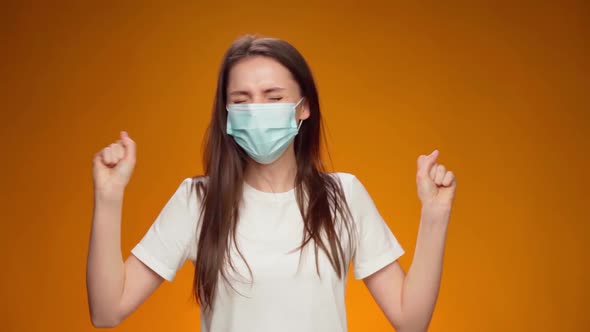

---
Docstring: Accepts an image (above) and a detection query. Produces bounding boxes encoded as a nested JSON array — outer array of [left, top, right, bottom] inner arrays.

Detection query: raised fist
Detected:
[[93, 131, 137, 198]]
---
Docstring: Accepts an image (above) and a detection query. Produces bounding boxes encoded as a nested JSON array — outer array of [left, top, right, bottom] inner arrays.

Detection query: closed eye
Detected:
[[269, 97, 283, 101]]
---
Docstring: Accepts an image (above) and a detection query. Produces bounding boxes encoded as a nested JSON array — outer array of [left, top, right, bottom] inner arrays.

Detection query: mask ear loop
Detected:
[[295, 97, 305, 130]]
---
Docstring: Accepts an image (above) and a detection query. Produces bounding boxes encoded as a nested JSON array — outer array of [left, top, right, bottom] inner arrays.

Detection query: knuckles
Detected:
[[94, 135, 137, 167]]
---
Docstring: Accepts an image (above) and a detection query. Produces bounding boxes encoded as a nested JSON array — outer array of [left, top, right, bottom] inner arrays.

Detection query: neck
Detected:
[[244, 144, 297, 193]]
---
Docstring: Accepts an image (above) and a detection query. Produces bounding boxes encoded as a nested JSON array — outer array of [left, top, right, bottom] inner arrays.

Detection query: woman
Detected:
[[86, 35, 456, 332]]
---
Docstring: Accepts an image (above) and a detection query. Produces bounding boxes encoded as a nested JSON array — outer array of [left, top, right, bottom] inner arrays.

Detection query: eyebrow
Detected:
[[228, 87, 286, 96]]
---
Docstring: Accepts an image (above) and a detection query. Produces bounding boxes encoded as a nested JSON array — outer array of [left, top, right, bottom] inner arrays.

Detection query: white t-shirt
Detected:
[[131, 172, 405, 332]]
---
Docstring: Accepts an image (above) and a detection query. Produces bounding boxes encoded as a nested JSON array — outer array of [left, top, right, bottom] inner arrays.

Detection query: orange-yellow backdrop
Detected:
[[1, 1, 588, 331]]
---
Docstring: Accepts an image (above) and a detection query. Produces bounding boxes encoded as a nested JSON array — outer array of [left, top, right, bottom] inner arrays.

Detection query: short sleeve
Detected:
[[130, 178, 199, 282], [346, 174, 405, 280]]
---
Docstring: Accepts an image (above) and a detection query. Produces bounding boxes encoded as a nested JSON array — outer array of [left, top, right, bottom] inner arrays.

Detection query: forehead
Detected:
[[227, 56, 298, 92]]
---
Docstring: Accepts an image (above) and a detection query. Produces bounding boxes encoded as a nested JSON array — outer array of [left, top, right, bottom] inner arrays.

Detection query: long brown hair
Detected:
[[191, 35, 355, 312]]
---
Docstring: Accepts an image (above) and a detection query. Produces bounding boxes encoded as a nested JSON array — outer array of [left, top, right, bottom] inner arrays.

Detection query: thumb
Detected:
[[119, 131, 136, 162], [419, 149, 439, 177]]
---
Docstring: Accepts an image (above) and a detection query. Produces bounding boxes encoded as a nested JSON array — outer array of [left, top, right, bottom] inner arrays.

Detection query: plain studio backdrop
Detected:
[[0, 1, 588, 331]]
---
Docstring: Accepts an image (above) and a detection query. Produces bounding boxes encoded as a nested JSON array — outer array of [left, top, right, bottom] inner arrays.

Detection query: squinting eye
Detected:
[[269, 97, 283, 101], [233, 100, 246, 104]]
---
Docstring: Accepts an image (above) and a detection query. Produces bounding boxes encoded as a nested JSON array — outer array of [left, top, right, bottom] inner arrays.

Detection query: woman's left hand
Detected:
[[416, 149, 457, 211]]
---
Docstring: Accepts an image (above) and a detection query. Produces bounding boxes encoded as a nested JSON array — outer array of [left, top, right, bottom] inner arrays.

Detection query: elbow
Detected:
[[90, 310, 122, 328], [395, 325, 429, 332], [91, 315, 120, 329], [391, 320, 412, 332], [393, 317, 430, 332], [391, 311, 431, 332]]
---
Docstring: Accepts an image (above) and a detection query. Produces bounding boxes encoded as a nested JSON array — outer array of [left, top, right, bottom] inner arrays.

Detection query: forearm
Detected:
[[86, 191, 126, 326], [399, 205, 451, 331]]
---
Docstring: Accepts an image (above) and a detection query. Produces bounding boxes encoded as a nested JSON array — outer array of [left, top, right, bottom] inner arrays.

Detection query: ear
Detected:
[[298, 98, 311, 121]]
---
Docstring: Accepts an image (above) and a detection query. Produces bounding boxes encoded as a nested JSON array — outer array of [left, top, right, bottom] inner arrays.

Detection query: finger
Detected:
[[108, 144, 118, 163], [119, 131, 136, 161], [110, 142, 124, 162], [117, 142, 125, 160], [93, 152, 102, 167], [416, 155, 427, 179], [429, 162, 438, 180], [107, 147, 117, 166], [102, 147, 112, 166], [418, 149, 438, 177], [435, 164, 446, 185], [442, 171, 455, 186]]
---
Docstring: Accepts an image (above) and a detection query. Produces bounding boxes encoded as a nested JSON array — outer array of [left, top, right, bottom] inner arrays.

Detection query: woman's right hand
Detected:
[[93, 131, 137, 199]]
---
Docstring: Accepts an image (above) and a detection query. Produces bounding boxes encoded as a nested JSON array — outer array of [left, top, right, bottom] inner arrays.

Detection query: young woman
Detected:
[[86, 35, 457, 332]]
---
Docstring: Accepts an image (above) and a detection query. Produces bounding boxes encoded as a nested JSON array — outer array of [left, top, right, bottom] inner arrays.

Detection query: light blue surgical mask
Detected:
[[226, 98, 304, 164]]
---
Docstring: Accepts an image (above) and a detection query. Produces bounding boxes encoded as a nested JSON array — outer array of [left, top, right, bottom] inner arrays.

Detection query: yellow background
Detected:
[[1, 1, 588, 331]]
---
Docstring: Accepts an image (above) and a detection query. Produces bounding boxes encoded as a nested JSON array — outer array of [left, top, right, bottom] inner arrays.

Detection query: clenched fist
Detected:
[[416, 149, 457, 209], [93, 131, 136, 198]]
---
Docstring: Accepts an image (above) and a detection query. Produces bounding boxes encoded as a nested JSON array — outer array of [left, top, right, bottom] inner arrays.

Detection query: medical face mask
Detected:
[[226, 98, 304, 164]]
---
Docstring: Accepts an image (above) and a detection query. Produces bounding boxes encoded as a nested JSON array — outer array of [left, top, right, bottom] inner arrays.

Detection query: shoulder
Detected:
[[329, 171, 357, 183], [326, 172, 377, 209], [169, 175, 208, 213], [178, 175, 209, 193], [325, 172, 363, 198], [183, 175, 208, 193], [173, 176, 201, 197]]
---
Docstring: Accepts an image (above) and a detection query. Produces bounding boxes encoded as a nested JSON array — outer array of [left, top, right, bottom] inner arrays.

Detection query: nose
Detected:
[[251, 95, 266, 103]]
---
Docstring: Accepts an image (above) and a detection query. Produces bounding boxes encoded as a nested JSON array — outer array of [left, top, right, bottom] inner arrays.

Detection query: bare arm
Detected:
[[364, 206, 450, 331], [86, 131, 165, 328], [86, 192, 164, 327], [363, 150, 457, 331]]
